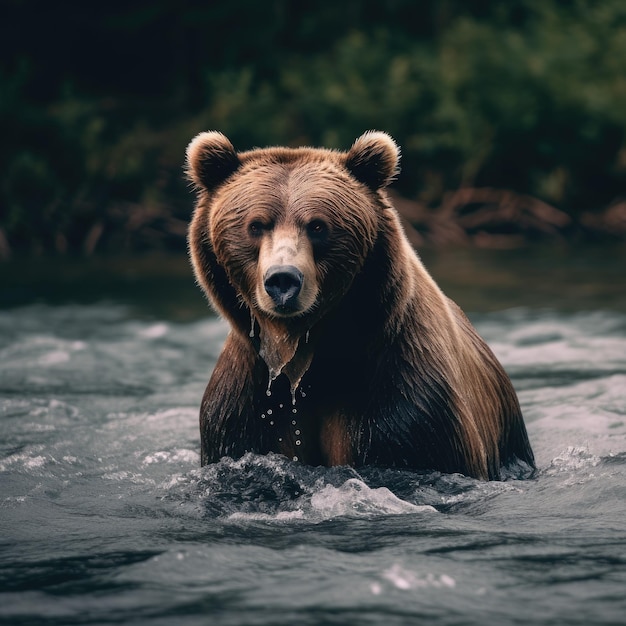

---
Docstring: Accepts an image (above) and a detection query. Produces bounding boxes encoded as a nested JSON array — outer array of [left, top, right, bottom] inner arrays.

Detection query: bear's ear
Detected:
[[345, 131, 400, 190], [186, 131, 241, 191]]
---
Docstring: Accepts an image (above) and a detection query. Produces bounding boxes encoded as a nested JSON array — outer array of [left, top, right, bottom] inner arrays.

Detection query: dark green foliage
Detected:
[[1, 0, 625, 255]]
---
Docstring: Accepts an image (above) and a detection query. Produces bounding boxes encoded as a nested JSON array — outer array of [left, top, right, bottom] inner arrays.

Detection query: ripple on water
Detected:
[[1, 305, 625, 626]]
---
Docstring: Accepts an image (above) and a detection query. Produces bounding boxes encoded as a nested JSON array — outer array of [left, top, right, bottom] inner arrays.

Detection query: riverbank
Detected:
[[2, 244, 625, 319]]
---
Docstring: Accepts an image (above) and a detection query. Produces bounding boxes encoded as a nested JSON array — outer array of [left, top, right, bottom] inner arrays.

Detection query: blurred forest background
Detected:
[[2, 0, 626, 259]]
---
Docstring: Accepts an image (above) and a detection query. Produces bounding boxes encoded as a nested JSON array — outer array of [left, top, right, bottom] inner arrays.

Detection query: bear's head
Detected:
[[186, 131, 400, 392]]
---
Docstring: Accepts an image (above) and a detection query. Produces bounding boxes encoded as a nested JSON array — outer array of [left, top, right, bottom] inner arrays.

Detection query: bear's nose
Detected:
[[264, 265, 303, 309]]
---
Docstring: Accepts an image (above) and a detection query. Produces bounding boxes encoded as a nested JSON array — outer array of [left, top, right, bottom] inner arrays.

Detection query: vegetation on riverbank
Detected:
[[2, 0, 625, 257]]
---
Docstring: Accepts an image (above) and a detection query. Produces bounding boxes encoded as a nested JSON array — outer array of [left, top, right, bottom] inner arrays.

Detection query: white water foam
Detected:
[[370, 564, 456, 595], [227, 477, 436, 523], [309, 478, 436, 517], [138, 322, 170, 339], [0, 448, 50, 473], [142, 449, 200, 466]]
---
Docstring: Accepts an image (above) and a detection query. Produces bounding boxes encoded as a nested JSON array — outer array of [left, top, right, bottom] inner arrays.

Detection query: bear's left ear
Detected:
[[186, 131, 241, 192], [345, 131, 400, 191]]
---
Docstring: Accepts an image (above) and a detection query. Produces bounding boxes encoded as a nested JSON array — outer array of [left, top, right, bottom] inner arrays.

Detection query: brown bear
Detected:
[[186, 131, 535, 480]]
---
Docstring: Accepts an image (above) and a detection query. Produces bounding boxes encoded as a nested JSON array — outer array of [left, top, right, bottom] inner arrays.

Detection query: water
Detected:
[[1, 260, 626, 625]]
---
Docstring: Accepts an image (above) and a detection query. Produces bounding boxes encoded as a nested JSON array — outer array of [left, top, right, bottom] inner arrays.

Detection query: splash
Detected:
[[223, 475, 436, 524], [544, 446, 602, 478], [310, 479, 436, 518]]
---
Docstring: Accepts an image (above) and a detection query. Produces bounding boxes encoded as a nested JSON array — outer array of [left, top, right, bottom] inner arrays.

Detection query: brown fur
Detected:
[[187, 131, 535, 479]]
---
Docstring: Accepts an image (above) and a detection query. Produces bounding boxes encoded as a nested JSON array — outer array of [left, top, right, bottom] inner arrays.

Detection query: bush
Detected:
[[2, 0, 625, 255]]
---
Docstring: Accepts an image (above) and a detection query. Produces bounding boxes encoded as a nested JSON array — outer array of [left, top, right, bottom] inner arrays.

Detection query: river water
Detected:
[[1, 250, 625, 625]]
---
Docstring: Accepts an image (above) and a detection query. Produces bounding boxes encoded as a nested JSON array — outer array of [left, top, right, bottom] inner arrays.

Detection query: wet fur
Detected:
[[187, 132, 535, 479]]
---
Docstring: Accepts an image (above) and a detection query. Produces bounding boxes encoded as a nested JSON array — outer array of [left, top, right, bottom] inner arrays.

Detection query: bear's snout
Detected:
[[263, 265, 303, 310]]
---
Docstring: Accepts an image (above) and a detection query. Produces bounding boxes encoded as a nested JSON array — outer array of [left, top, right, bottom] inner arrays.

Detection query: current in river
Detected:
[[0, 249, 625, 626]]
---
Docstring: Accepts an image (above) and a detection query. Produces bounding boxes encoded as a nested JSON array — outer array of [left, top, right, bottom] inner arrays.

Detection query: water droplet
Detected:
[[295, 440, 301, 446], [292, 456, 298, 462], [267, 409, 273, 415], [266, 367, 281, 397], [292, 408, 297, 414], [279, 403, 284, 409], [278, 437, 283, 442], [269, 420, 274, 426], [301, 390, 306, 398], [261, 414, 266, 419], [291, 420, 297, 426], [249, 311, 256, 338], [305, 330, 310, 344], [295, 429, 300, 435]]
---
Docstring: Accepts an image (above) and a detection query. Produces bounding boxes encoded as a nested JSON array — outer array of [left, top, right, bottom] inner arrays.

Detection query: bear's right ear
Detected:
[[345, 131, 400, 191], [185, 132, 241, 191]]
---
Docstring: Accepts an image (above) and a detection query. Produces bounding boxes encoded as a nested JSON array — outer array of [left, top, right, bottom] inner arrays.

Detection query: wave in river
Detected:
[[1, 305, 625, 626]]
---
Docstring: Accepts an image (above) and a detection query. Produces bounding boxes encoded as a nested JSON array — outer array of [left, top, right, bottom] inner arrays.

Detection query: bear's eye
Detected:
[[306, 220, 328, 239], [248, 221, 266, 237]]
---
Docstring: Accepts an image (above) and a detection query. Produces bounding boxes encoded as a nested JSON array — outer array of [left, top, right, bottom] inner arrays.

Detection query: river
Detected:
[[1, 247, 625, 625]]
